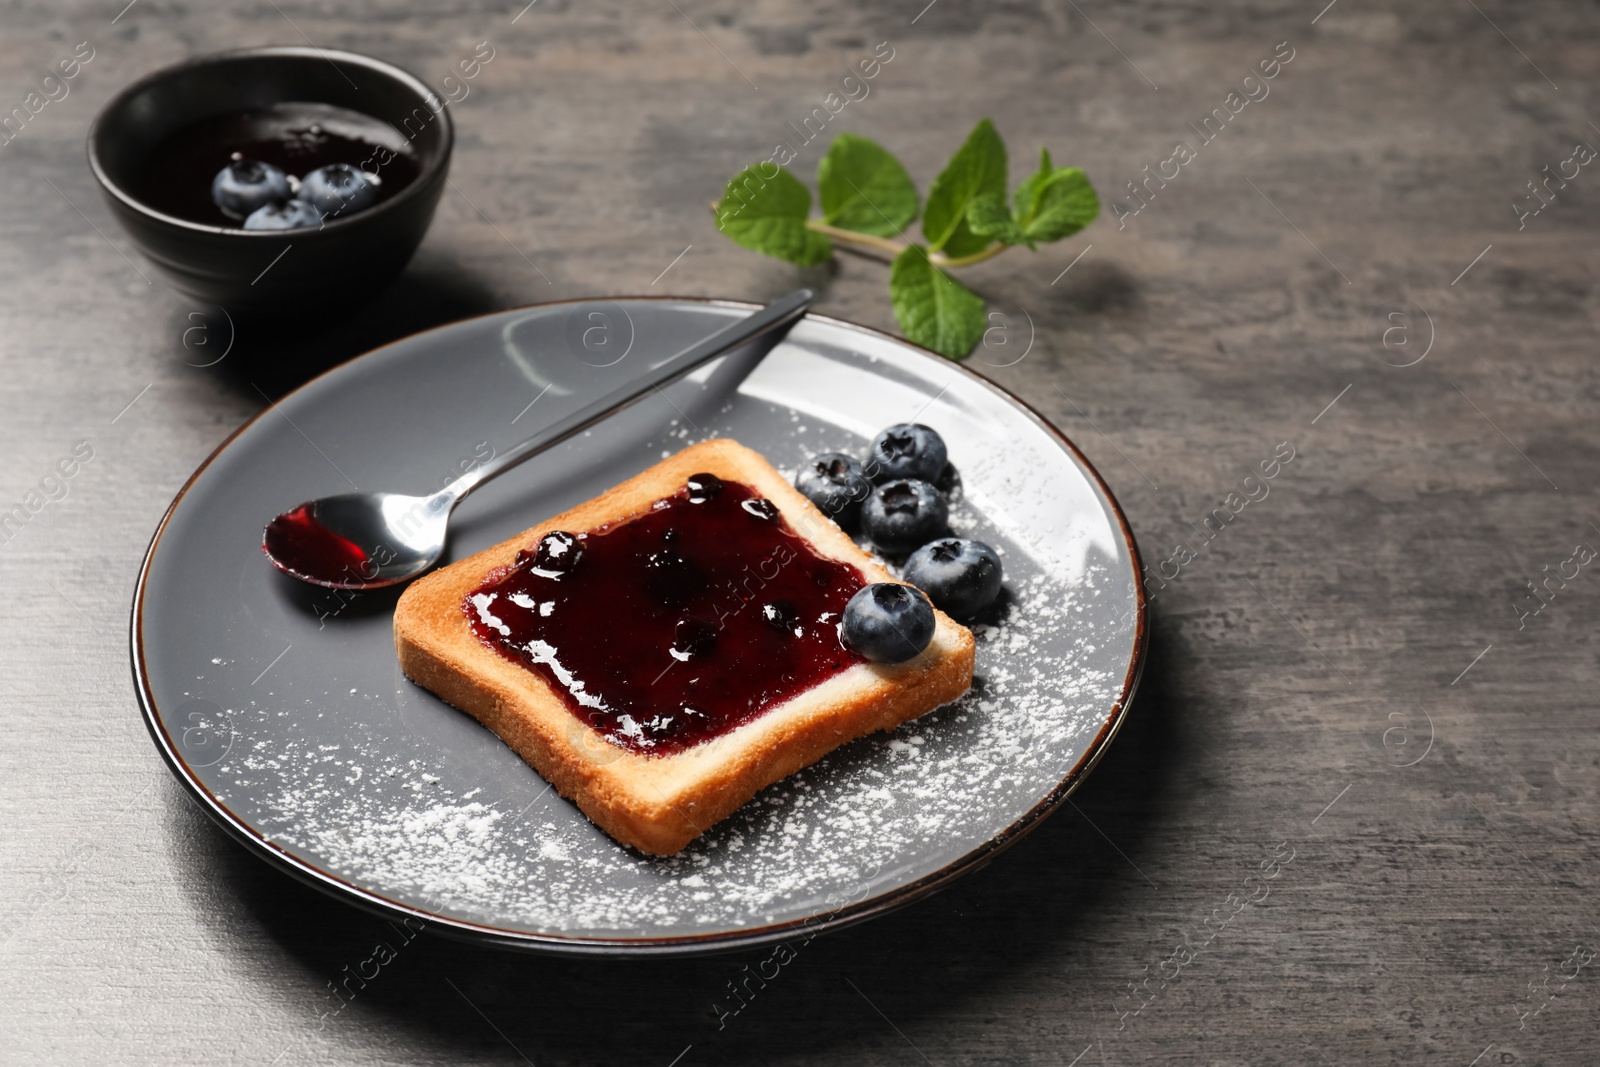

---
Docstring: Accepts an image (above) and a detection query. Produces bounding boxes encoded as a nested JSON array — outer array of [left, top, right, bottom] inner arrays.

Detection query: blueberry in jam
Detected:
[[300, 162, 379, 215], [210, 159, 292, 220], [465, 476, 866, 755], [840, 582, 936, 663], [861, 478, 948, 556], [243, 199, 323, 231], [795, 452, 871, 532], [643, 546, 704, 607], [865, 424, 947, 484], [903, 537, 1003, 620], [742, 497, 779, 521], [524, 530, 583, 576], [133, 102, 420, 228], [686, 472, 723, 503], [762, 600, 800, 635], [671, 618, 717, 661]]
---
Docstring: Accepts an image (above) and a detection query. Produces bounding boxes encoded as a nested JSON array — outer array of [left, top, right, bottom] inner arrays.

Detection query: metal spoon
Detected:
[[262, 289, 815, 590]]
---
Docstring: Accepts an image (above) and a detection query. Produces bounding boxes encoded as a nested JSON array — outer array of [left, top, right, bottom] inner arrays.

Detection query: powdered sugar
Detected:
[[218, 544, 1126, 938]]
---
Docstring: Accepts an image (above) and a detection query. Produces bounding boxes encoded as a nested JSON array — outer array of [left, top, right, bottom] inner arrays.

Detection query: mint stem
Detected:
[[802, 218, 906, 257], [803, 218, 1006, 269]]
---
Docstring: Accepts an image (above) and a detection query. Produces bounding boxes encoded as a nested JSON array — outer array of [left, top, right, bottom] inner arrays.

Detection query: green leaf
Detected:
[[1012, 147, 1055, 222], [938, 217, 996, 259], [890, 246, 986, 360], [922, 118, 1007, 253], [1013, 148, 1099, 244], [817, 133, 918, 238], [966, 192, 1025, 246], [714, 164, 832, 266]]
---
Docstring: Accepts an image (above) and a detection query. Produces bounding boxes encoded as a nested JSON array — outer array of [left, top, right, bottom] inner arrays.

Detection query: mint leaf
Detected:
[[1013, 148, 1099, 244], [939, 217, 995, 259], [1013, 148, 1056, 224], [818, 133, 917, 238], [967, 192, 1025, 246], [715, 164, 832, 266], [890, 246, 986, 360], [922, 118, 1007, 253]]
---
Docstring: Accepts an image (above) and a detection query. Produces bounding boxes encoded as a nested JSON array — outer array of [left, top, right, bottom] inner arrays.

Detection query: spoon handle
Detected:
[[437, 289, 815, 506]]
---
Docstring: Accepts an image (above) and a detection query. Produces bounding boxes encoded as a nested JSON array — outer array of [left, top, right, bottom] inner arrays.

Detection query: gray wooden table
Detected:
[[3, 0, 1596, 1062]]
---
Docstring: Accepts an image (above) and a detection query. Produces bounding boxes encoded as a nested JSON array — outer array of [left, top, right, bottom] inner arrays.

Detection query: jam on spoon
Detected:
[[262, 502, 375, 584]]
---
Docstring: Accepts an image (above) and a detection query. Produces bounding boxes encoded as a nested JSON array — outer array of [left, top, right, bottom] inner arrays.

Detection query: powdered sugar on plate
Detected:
[[221, 538, 1125, 937]]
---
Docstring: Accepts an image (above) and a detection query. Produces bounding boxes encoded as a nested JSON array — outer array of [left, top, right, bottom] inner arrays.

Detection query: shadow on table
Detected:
[[198, 259, 502, 401], [182, 614, 1185, 1064]]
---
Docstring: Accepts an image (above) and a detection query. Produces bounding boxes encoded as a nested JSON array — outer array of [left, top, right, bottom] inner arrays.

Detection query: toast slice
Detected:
[[393, 438, 974, 855]]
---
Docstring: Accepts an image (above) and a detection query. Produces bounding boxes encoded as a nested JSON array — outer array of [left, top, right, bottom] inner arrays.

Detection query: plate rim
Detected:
[[130, 295, 1149, 956]]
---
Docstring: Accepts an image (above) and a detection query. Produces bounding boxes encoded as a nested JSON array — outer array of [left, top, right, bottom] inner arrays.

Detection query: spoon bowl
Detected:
[[263, 491, 450, 589]]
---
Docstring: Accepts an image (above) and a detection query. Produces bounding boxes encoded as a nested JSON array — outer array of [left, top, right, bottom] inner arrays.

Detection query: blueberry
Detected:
[[211, 159, 292, 221], [840, 582, 936, 663], [242, 199, 323, 231], [299, 163, 379, 216], [761, 600, 800, 635], [903, 537, 1003, 620], [861, 479, 948, 556], [865, 424, 948, 484], [685, 472, 723, 503], [795, 452, 870, 532], [671, 618, 716, 661], [644, 547, 702, 606], [741, 497, 780, 521], [527, 530, 583, 577]]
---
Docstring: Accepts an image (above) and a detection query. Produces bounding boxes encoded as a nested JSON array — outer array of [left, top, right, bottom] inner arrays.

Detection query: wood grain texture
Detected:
[[0, 0, 1596, 1063]]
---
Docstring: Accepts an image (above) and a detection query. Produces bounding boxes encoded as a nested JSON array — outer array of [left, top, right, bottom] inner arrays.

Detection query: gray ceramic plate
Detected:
[[132, 298, 1147, 955]]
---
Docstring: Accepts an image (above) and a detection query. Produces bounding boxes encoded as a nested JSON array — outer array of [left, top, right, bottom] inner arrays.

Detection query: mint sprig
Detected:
[[711, 119, 1099, 360]]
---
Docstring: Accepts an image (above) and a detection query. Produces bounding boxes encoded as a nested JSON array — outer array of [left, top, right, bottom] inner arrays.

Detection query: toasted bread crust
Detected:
[[394, 439, 975, 855]]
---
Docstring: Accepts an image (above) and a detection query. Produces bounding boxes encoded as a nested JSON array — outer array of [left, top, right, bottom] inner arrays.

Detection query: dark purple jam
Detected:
[[262, 502, 370, 582], [135, 102, 421, 227], [465, 475, 866, 756]]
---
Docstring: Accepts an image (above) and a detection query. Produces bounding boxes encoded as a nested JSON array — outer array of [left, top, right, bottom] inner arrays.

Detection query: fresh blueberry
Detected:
[[795, 452, 871, 532], [903, 537, 1003, 620], [861, 478, 948, 556], [211, 159, 292, 220], [299, 163, 379, 216], [934, 462, 961, 499], [840, 582, 936, 664], [242, 199, 323, 231], [865, 424, 948, 484]]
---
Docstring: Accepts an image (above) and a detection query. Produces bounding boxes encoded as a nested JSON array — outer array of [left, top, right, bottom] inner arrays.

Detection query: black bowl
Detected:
[[88, 46, 452, 315]]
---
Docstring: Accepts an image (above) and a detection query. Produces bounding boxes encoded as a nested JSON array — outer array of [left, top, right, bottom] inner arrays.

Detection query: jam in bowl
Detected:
[[88, 47, 452, 313]]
